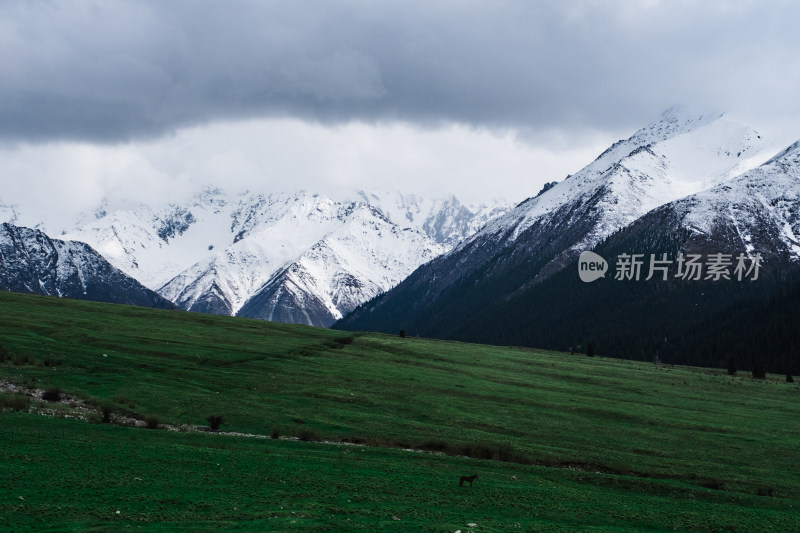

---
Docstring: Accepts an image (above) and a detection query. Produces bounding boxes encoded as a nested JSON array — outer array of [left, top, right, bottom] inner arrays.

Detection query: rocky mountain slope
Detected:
[[0, 222, 174, 308]]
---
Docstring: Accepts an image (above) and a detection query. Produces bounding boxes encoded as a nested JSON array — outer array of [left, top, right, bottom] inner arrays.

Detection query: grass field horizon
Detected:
[[1, 290, 799, 531]]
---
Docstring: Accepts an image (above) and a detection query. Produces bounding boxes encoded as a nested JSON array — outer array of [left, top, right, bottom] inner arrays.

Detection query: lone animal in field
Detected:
[[459, 474, 478, 487]]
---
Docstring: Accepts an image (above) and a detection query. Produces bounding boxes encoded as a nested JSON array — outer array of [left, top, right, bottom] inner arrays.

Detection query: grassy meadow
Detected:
[[0, 290, 798, 531]]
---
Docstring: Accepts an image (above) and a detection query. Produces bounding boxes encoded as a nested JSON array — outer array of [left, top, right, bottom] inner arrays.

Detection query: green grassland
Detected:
[[1, 290, 798, 531]]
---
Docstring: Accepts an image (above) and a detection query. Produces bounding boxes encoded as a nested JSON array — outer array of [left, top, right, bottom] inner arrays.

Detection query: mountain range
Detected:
[[2, 190, 507, 327], [336, 107, 800, 372]]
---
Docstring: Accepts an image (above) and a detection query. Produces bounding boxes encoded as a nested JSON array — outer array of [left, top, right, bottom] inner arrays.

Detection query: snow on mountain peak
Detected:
[[635, 105, 722, 142], [56, 188, 508, 324], [356, 189, 509, 248], [673, 137, 800, 259], [473, 107, 779, 255], [236, 204, 448, 326]]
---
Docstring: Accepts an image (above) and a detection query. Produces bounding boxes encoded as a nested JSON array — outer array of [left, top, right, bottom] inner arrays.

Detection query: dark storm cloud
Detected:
[[3, 0, 800, 143]]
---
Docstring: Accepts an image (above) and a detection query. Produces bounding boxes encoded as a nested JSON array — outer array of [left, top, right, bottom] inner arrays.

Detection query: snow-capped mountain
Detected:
[[651, 138, 800, 262], [58, 189, 507, 326], [63, 189, 244, 291], [355, 190, 508, 248], [336, 107, 799, 338], [0, 222, 174, 308], [237, 205, 445, 326], [443, 136, 800, 369], [152, 190, 359, 316], [472, 106, 779, 276]]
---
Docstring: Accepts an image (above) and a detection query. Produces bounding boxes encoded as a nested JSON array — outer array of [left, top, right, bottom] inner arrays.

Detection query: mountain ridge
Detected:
[[0, 222, 175, 309], [53, 189, 508, 326], [336, 108, 800, 372]]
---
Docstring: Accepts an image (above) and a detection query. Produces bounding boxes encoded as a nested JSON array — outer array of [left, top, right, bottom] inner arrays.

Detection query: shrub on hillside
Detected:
[[99, 401, 114, 423], [206, 415, 223, 431], [41, 388, 62, 402], [144, 414, 162, 429]]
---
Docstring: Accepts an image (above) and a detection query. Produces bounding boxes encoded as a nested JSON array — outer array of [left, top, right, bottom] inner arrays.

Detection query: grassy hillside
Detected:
[[1, 290, 799, 531]]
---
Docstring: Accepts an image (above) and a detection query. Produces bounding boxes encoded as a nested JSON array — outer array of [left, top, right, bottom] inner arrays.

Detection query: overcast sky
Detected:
[[2, 0, 800, 226]]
